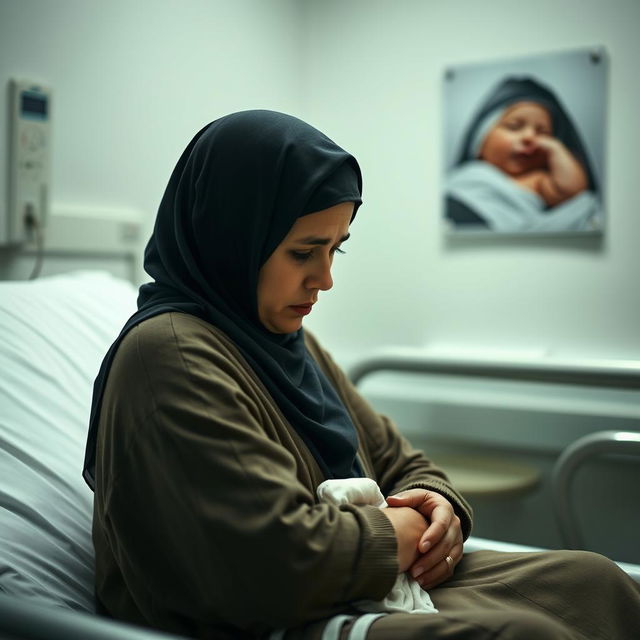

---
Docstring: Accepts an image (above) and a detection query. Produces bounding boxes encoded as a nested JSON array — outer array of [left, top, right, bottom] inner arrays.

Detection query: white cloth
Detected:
[[317, 478, 438, 615], [446, 160, 602, 233]]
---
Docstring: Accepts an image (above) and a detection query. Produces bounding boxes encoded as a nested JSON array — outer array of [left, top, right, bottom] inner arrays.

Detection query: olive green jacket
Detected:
[[93, 312, 472, 638]]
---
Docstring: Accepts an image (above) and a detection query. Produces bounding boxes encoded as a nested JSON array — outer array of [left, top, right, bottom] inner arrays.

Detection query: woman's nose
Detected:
[[308, 261, 333, 291]]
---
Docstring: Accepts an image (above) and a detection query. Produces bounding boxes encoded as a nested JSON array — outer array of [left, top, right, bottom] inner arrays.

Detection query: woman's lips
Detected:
[[290, 304, 313, 316]]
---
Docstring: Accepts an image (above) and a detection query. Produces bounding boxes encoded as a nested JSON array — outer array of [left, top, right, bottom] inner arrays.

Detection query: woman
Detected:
[[84, 110, 639, 639]]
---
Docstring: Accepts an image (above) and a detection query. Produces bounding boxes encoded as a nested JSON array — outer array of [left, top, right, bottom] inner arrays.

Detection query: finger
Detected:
[[418, 506, 453, 553], [413, 528, 460, 575], [410, 523, 461, 575], [421, 512, 461, 550], [411, 553, 451, 589], [386, 490, 430, 509], [419, 520, 446, 553], [416, 543, 464, 591], [534, 135, 558, 151]]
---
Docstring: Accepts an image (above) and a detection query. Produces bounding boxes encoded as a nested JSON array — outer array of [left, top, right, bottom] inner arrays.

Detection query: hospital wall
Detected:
[[0, 0, 305, 273]]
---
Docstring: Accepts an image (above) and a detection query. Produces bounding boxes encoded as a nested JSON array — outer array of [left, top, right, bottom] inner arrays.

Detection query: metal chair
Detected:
[[552, 430, 640, 551]]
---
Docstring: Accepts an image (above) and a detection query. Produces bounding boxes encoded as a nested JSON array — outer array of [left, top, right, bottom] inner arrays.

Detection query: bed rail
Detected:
[[348, 350, 640, 390]]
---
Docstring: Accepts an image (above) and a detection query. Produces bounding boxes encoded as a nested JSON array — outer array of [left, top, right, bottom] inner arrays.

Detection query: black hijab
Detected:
[[83, 110, 363, 489], [456, 76, 598, 192]]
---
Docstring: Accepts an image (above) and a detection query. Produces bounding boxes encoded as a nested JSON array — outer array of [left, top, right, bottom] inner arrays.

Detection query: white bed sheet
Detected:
[[0, 271, 137, 611]]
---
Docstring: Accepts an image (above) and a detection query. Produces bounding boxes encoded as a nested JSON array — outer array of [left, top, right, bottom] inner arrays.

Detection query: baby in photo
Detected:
[[446, 76, 601, 232]]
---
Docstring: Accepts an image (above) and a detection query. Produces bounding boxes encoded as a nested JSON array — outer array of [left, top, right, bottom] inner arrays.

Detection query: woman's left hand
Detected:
[[386, 489, 463, 590]]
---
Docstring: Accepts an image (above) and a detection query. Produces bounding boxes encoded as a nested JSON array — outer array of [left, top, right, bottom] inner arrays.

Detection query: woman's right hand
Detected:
[[382, 506, 428, 573]]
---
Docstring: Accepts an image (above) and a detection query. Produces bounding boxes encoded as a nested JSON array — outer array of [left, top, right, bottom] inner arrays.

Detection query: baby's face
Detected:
[[480, 102, 552, 176]]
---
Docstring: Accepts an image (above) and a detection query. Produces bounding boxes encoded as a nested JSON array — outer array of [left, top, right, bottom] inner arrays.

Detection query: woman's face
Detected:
[[480, 101, 553, 176], [257, 202, 354, 334]]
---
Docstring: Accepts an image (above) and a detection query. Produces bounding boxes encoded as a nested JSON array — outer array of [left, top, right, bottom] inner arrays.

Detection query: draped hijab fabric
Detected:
[[83, 110, 363, 488]]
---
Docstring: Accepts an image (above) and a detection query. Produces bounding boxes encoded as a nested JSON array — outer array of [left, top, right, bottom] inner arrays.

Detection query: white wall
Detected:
[[0, 0, 304, 264], [2, 0, 638, 367], [301, 0, 640, 367]]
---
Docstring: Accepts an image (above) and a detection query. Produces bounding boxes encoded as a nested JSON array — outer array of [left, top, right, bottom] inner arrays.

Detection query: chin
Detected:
[[268, 320, 303, 334]]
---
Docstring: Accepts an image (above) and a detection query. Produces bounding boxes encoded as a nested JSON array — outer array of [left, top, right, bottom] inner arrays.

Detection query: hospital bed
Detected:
[[1, 269, 639, 640]]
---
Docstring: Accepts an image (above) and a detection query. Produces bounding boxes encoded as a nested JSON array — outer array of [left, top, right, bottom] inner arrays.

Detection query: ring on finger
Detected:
[[444, 555, 454, 571]]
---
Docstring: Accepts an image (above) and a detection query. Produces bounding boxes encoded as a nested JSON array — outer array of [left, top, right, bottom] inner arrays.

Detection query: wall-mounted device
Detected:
[[7, 79, 52, 245]]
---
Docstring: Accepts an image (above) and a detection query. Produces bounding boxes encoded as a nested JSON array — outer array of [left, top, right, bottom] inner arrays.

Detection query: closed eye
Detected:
[[290, 246, 346, 262], [503, 119, 523, 131], [290, 250, 313, 262]]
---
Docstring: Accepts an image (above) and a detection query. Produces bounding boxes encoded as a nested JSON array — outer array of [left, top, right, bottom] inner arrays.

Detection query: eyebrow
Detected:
[[293, 233, 351, 246]]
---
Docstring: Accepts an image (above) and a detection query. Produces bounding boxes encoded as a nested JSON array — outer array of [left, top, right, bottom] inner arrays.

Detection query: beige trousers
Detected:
[[284, 550, 640, 640]]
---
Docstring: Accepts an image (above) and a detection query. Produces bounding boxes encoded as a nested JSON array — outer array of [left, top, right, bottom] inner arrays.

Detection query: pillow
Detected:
[[0, 270, 137, 611]]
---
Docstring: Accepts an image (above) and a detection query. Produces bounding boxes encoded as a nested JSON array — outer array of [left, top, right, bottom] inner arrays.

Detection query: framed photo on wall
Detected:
[[443, 47, 607, 235]]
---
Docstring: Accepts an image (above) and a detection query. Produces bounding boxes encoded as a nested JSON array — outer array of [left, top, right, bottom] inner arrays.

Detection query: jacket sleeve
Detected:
[[96, 314, 397, 634], [304, 332, 473, 540]]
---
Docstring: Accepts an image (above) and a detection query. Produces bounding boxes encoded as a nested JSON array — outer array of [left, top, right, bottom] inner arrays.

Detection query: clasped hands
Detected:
[[383, 489, 463, 591]]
